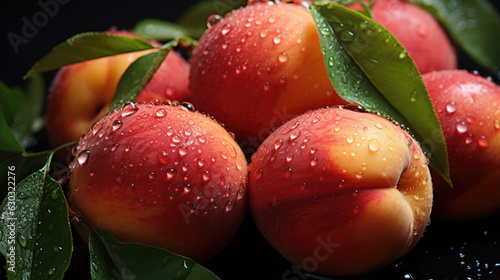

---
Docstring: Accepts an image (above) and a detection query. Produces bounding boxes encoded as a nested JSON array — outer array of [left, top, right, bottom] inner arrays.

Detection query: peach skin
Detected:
[[68, 102, 248, 262], [248, 107, 433, 276], [423, 69, 500, 220]]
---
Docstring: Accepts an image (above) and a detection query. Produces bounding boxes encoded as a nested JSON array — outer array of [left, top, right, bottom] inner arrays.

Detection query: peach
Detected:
[[68, 102, 248, 262], [348, 0, 457, 74], [422, 70, 500, 220], [248, 107, 433, 276], [189, 2, 346, 150], [45, 30, 190, 150]]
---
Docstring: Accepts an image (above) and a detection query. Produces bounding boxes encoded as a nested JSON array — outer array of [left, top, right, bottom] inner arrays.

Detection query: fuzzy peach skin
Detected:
[[348, 0, 457, 74], [423, 70, 500, 220], [248, 107, 433, 276], [190, 2, 347, 147], [68, 103, 248, 262], [45, 30, 190, 149]]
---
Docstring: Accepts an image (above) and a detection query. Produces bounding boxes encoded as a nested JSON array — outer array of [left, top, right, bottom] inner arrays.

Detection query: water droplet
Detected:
[[18, 235, 27, 247], [477, 136, 489, 148], [259, 29, 269, 38], [17, 192, 28, 199], [289, 130, 301, 141], [273, 36, 281, 45], [375, 122, 384, 129], [77, 150, 90, 165], [207, 14, 222, 28], [158, 151, 169, 165], [225, 201, 233, 213], [339, 29, 355, 42], [417, 24, 427, 36], [255, 168, 263, 180], [221, 24, 232, 36], [110, 144, 119, 152], [346, 136, 354, 144], [48, 268, 56, 275], [278, 53, 289, 63], [156, 109, 167, 118], [399, 51, 407, 59], [53, 246, 63, 253], [410, 91, 418, 102], [286, 153, 294, 163], [121, 103, 138, 117], [494, 119, 500, 130], [413, 227, 419, 236], [283, 168, 292, 179], [456, 122, 468, 134], [202, 171, 211, 182], [112, 119, 123, 131], [310, 158, 318, 167], [446, 102, 457, 114], [166, 169, 176, 181], [197, 159, 205, 168], [465, 135, 474, 144], [368, 139, 379, 152], [172, 135, 181, 143], [274, 139, 284, 150], [178, 147, 188, 157]]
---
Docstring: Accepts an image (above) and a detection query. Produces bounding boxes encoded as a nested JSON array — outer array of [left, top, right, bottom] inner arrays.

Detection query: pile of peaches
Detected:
[[15, 0, 500, 278]]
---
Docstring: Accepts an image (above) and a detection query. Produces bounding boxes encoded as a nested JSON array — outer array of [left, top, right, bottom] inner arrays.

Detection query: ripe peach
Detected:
[[189, 2, 346, 149], [248, 107, 433, 276], [348, 0, 457, 74], [45, 30, 190, 150], [422, 70, 500, 220], [68, 102, 248, 262]]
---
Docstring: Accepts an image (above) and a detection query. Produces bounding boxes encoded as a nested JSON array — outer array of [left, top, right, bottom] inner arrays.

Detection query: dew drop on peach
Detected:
[[207, 14, 222, 29], [202, 171, 211, 182], [456, 122, 468, 134], [477, 136, 489, 148], [77, 150, 90, 166], [225, 201, 233, 213], [121, 103, 138, 117], [368, 139, 380, 152], [112, 120, 123, 131], [165, 169, 175, 181], [446, 102, 457, 114]]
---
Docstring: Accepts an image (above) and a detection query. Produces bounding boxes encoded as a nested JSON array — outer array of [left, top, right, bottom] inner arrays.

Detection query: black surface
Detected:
[[1, 1, 500, 279]]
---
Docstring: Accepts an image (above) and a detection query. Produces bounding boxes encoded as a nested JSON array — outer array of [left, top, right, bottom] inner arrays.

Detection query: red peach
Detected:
[[189, 2, 346, 148], [422, 69, 500, 220], [68, 102, 248, 262], [248, 107, 432, 276], [348, 0, 457, 74], [45, 30, 190, 150]]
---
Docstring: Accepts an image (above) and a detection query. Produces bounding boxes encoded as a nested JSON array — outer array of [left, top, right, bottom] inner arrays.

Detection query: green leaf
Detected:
[[0, 158, 73, 280], [408, 0, 500, 73], [133, 19, 200, 41], [0, 111, 24, 154], [108, 38, 189, 114], [24, 32, 157, 79], [0, 153, 49, 203], [310, 3, 451, 185], [89, 228, 220, 280], [0, 81, 23, 126], [10, 75, 45, 147]]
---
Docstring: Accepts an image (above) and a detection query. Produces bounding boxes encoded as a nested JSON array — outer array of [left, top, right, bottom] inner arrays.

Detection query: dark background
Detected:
[[1, 1, 500, 279]]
